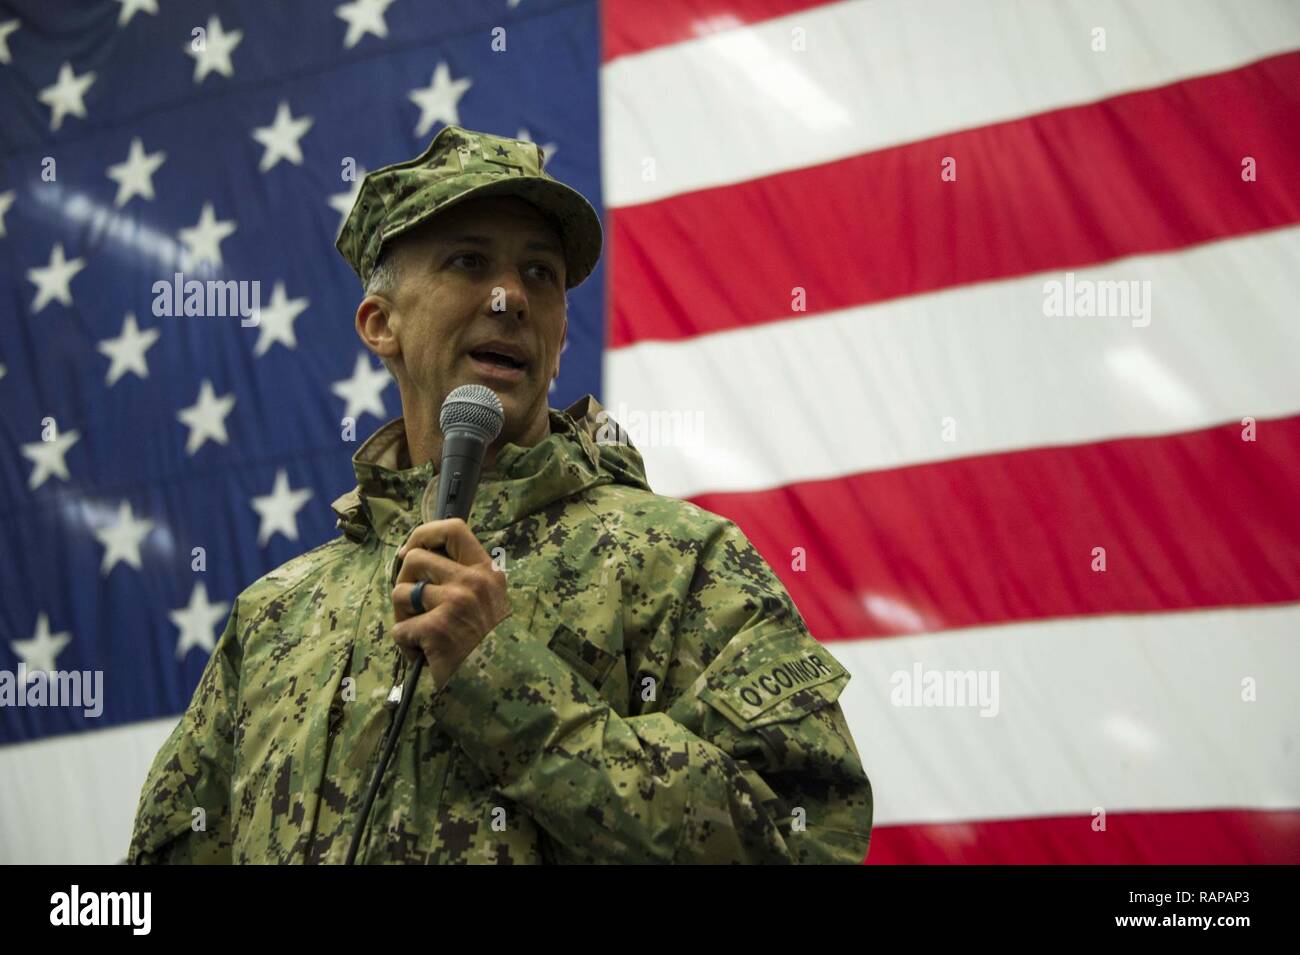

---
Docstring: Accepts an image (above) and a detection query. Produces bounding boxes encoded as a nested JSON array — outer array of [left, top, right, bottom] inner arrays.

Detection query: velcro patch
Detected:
[[548, 623, 618, 686]]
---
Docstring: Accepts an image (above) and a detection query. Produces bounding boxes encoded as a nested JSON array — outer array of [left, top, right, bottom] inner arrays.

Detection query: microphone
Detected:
[[432, 384, 506, 523], [345, 384, 504, 865]]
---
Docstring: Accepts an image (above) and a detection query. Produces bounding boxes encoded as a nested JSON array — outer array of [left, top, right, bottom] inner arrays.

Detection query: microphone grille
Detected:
[[439, 384, 505, 442]]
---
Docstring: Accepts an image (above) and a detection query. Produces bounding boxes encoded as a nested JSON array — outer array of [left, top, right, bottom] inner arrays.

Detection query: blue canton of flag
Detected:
[[0, 0, 604, 761]]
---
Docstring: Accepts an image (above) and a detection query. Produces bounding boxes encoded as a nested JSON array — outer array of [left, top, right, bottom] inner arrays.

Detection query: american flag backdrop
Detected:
[[1, 0, 1298, 865]]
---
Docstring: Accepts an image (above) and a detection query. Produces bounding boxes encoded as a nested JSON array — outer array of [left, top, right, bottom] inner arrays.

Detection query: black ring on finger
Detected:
[[410, 578, 430, 616]]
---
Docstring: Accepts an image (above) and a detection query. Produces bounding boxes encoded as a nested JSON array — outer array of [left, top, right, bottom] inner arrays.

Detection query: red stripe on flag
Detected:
[[690, 417, 1300, 639], [609, 52, 1300, 348], [601, 0, 836, 63], [865, 809, 1300, 863]]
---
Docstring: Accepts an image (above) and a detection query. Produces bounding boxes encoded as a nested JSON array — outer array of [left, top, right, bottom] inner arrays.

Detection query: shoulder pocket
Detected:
[[532, 585, 628, 713], [697, 628, 850, 731], [547, 622, 619, 687], [531, 584, 623, 683]]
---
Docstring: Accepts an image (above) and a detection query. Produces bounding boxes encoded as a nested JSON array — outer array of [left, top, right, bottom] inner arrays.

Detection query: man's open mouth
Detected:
[[468, 350, 526, 370]]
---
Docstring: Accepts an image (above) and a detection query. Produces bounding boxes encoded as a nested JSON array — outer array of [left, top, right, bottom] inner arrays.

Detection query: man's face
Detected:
[[369, 194, 568, 446]]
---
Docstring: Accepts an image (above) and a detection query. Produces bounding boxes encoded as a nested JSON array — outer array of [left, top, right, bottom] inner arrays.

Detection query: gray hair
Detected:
[[366, 245, 402, 298], [366, 246, 401, 378]]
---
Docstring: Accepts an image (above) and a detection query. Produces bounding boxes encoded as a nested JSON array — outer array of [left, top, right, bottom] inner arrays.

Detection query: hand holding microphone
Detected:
[[389, 517, 510, 688], [389, 382, 507, 688], [347, 383, 503, 865]]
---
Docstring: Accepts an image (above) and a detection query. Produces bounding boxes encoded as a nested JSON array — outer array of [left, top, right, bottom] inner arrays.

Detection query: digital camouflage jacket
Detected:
[[128, 396, 873, 864]]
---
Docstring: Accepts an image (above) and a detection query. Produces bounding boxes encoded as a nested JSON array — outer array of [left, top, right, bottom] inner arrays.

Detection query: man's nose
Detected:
[[487, 270, 529, 320]]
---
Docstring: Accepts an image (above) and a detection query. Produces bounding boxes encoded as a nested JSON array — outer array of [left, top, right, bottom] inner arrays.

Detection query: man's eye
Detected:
[[530, 263, 558, 282], [450, 252, 483, 269]]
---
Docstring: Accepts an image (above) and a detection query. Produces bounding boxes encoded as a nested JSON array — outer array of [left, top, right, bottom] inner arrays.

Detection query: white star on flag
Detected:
[[336, 0, 395, 49], [251, 100, 314, 173], [252, 469, 314, 546], [253, 281, 309, 356], [94, 500, 155, 575], [179, 202, 236, 267], [0, 188, 14, 237], [177, 379, 236, 455], [515, 128, 557, 167], [332, 353, 391, 421], [11, 613, 72, 679], [187, 15, 242, 83], [106, 137, 166, 206], [409, 61, 471, 137], [98, 312, 160, 386], [328, 170, 365, 232], [20, 428, 80, 489], [114, 0, 158, 28], [0, 19, 19, 65], [26, 242, 86, 313], [38, 61, 95, 131], [170, 582, 229, 658]]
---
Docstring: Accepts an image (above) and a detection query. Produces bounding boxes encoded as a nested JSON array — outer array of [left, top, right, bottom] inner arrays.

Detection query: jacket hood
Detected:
[[330, 395, 652, 543]]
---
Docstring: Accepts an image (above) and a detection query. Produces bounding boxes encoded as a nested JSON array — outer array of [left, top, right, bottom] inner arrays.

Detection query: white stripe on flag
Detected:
[[602, 0, 1300, 206], [605, 225, 1300, 498], [834, 602, 1300, 826], [0, 716, 177, 864], [4, 605, 1296, 858]]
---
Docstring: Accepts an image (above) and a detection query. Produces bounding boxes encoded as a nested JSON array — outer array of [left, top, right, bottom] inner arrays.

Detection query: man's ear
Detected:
[[356, 293, 400, 365]]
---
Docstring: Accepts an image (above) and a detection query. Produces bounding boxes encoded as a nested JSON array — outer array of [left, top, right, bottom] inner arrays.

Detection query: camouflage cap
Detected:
[[335, 125, 603, 290]]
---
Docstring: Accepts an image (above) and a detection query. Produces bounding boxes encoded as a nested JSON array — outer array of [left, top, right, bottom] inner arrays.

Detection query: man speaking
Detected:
[[128, 125, 873, 864]]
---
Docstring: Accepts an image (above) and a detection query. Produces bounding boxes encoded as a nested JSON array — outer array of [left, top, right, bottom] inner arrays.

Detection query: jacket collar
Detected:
[[330, 395, 649, 543]]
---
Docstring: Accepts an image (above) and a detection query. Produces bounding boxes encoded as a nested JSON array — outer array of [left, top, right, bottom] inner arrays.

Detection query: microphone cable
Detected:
[[344, 383, 503, 865]]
